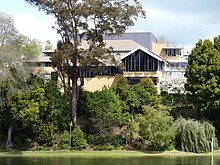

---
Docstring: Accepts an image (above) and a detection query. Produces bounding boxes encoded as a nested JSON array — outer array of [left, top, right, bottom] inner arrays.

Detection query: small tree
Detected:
[[126, 78, 159, 114], [87, 87, 122, 144], [175, 117, 217, 153], [138, 106, 174, 150], [72, 126, 87, 150], [160, 77, 186, 94], [114, 77, 130, 112]]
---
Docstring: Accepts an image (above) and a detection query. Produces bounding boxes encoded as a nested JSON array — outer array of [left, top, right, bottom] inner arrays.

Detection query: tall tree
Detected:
[[24, 0, 146, 126], [0, 12, 39, 148], [185, 37, 220, 129]]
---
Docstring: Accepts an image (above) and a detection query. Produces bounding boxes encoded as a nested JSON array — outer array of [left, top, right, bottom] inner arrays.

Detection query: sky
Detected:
[[1, 0, 220, 53]]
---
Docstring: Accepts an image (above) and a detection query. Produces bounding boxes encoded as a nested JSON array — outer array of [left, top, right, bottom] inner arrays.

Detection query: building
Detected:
[[28, 32, 188, 92]]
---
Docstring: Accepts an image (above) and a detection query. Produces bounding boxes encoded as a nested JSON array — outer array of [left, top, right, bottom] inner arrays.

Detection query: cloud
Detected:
[[130, 0, 220, 52], [14, 13, 60, 45]]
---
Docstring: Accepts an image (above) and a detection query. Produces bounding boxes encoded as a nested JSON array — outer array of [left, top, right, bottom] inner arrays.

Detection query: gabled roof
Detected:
[[80, 40, 141, 52], [121, 46, 167, 62]]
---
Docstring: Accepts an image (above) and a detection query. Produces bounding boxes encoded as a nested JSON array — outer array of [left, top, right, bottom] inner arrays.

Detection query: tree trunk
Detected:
[[6, 125, 13, 150], [71, 82, 78, 127], [71, 60, 79, 128]]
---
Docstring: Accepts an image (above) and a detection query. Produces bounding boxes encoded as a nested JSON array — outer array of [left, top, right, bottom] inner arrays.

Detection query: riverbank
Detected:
[[0, 150, 219, 157]]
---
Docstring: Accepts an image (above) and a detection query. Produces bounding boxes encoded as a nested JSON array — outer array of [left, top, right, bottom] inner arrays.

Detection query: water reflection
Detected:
[[0, 156, 219, 165]]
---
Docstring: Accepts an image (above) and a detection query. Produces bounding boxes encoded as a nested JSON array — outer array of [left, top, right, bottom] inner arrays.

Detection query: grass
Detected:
[[0, 150, 220, 157]]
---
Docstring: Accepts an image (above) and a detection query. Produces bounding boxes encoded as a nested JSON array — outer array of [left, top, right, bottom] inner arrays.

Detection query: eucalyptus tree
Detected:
[[24, 0, 146, 126]]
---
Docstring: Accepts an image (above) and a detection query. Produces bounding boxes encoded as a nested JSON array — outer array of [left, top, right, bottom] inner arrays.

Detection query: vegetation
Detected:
[[138, 106, 175, 150], [185, 36, 220, 134], [175, 117, 216, 153], [1, 2, 220, 154], [24, 0, 146, 127]]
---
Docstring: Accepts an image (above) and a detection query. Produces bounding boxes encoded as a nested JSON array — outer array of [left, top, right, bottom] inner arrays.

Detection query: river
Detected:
[[0, 155, 219, 165]]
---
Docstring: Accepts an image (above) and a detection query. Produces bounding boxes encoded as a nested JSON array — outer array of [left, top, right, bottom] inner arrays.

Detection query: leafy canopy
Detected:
[[185, 37, 220, 111]]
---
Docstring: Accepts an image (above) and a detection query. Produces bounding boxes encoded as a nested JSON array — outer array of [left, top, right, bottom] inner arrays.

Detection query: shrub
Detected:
[[174, 117, 217, 153], [72, 126, 87, 150], [94, 145, 114, 151], [60, 130, 70, 149]]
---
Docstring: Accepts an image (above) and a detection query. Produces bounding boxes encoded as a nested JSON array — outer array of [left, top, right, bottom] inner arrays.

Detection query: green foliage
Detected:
[[138, 78, 158, 96], [94, 145, 114, 151], [114, 77, 130, 112], [78, 90, 92, 115], [25, 0, 146, 126], [126, 78, 159, 114], [185, 37, 220, 112], [174, 117, 217, 153], [60, 130, 70, 149], [114, 77, 130, 100], [121, 113, 139, 146], [160, 92, 188, 106], [88, 87, 122, 144], [13, 134, 32, 149], [19, 35, 43, 59], [46, 81, 71, 130], [138, 106, 174, 150], [72, 126, 87, 150], [33, 122, 55, 146], [185, 36, 220, 133]]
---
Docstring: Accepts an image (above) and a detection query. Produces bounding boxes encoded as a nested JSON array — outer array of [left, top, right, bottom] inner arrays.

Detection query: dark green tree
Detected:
[[185, 37, 220, 129], [24, 0, 146, 127], [87, 87, 122, 144], [126, 78, 159, 114], [138, 106, 174, 150], [114, 77, 130, 112]]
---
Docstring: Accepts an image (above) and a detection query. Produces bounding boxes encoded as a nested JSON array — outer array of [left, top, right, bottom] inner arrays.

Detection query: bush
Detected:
[[13, 135, 32, 149], [60, 130, 70, 149], [174, 117, 217, 153], [94, 145, 114, 151], [72, 126, 87, 150]]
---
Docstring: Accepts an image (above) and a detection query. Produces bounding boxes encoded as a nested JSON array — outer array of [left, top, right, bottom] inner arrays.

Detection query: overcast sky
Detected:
[[1, 0, 220, 52]]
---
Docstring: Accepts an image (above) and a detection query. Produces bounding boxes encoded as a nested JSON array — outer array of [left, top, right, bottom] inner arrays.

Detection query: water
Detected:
[[0, 156, 219, 165]]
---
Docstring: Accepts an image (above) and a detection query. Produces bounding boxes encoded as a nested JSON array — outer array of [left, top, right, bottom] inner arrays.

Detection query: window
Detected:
[[165, 49, 181, 56]]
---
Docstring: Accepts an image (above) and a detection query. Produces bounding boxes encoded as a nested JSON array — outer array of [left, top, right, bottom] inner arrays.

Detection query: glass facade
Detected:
[[122, 50, 163, 72]]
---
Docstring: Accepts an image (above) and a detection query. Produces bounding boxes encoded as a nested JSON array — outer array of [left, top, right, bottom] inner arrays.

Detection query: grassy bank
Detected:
[[0, 150, 219, 157]]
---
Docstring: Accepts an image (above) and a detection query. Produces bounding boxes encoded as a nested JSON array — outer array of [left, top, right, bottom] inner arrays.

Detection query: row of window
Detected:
[[168, 62, 188, 68], [78, 66, 122, 77], [122, 50, 163, 72], [163, 71, 185, 79], [165, 49, 181, 56]]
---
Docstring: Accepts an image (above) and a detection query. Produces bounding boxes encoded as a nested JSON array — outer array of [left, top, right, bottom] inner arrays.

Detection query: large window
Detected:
[[122, 50, 162, 72], [168, 62, 188, 68], [165, 49, 181, 56]]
